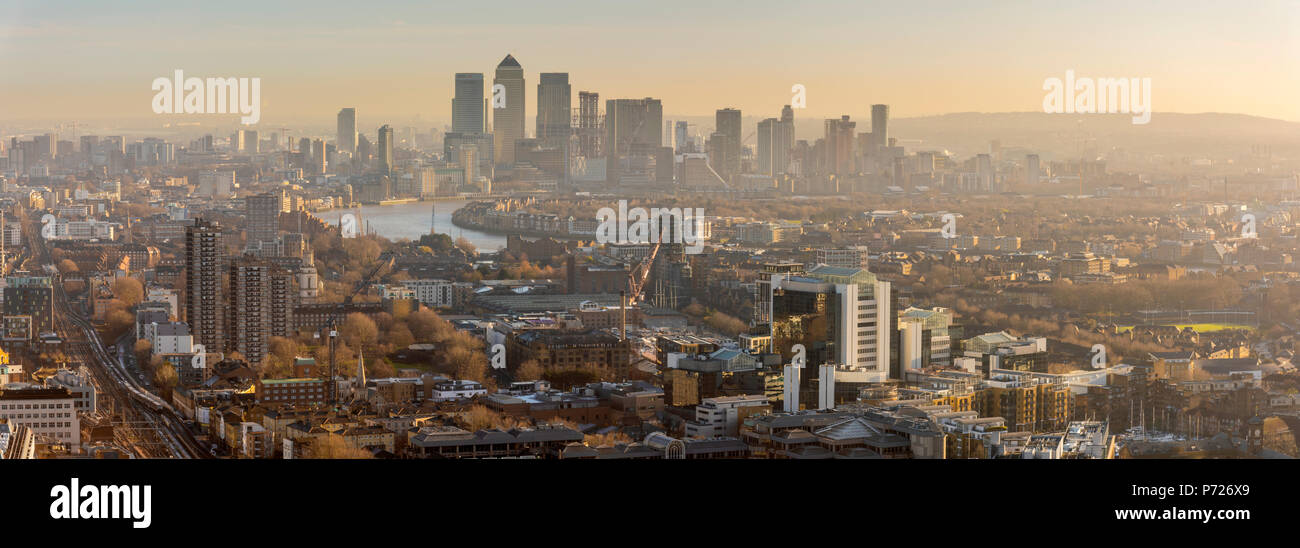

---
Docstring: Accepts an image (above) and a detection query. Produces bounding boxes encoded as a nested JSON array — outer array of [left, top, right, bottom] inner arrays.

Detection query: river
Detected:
[[319, 200, 506, 251]]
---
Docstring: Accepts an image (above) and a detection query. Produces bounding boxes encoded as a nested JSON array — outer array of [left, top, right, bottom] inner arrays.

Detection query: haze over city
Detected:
[[0, 2, 1296, 535], [2, 0, 1299, 125]]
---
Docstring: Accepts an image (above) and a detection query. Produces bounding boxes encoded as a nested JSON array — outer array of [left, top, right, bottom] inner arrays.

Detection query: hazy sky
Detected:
[[1, 0, 1298, 127]]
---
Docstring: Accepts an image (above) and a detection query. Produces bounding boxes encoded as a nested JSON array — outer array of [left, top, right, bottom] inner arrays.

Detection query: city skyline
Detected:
[[1, 0, 1298, 124]]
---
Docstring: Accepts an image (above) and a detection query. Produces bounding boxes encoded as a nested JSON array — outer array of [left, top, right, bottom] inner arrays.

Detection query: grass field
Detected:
[[1117, 323, 1255, 333]]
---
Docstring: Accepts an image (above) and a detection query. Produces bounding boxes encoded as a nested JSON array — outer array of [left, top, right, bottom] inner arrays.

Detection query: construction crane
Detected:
[[323, 250, 396, 408], [619, 240, 661, 341]]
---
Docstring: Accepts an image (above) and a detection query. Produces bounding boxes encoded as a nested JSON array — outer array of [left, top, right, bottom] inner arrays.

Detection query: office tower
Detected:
[[34, 134, 55, 161], [337, 108, 357, 155], [537, 73, 571, 181], [754, 262, 805, 325], [377, 124, 394, 175], [452, 73, 486, 134], [769, 265, 892, 383], [777, 105, 795, 174], [311, 139, 327, 175], [605, 98, 662, 184], [227, 257, 295, 365], [185, 219, 225, 353], [898, 306, 953, 369], [757, 119, 777, 176], [715, 108, 741, 178], [1027, 153, 1040, 184], [245, 130, 260, 154], [3, 276, 53, 339], [493, 54, 525, 168], [536, 73, 571, 145], [229, 129, 258, 153], [355, 134, 372, 166], [445, 132, 493, 182], [246, 191, 284, 244], [576, 91, 602, 158], [824, 116, 856, 176], [674, 121, 688, 154], [871, 104, 889, 149], [297, 137, 312, 170], [976, 153, 993, 192]]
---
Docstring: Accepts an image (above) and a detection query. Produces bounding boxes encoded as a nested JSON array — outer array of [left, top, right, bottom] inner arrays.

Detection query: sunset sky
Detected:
[[1, 0, 1297, 126]]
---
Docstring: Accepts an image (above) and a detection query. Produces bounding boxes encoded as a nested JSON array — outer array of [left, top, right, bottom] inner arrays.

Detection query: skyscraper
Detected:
[[337, 108, 357, 156], [769, 265, 892, 383], [605, 98, 662, 184], [536, 73, 571, 144], [871, 104, 889, 150], [757, 119, 776, 176], [715, 108, 741, 178], [493, 54, 525, 168], [776, 105, 795, 175], [674, 121, 689, 154], [377, 124, 394, 175], [228, 257, 295, 365], [246, 191, 285, 245], [185, 219, 225, 353], [825, 115, 856, 176], [1026, 153, 1040, 184], [453, 73, 485, 134], [576, 91, 602, 158]]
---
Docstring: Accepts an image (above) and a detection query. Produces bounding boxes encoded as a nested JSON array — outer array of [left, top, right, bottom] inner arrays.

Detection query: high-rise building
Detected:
[[976, 153, 993, 192], [493, 55, 525, 168], [605, 98, 662, 184], [536, 73, 571, 145], [871, 104, 889, 150], [778, 105, 795, 174], [673, 121, 689, 154], [185, 220, 225, 353], [576, 91, 602, 158], [452, 73, 486, 134], [311, 139, 327, 175], [337, 108, 357, 155], [3, 276, 52, 339], [1027, 154, 1040, 184], [715, 108, 741, 179], [769, 265, 892, 383], [537, 73, 571, 181], [824, 116, 856, 176], [377, 124, 394, 175], [227, 257, 295, 365], [246, 191, 285, 245]]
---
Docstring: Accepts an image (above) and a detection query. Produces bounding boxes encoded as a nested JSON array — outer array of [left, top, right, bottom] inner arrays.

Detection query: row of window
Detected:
[[0, 402, 72, 410]]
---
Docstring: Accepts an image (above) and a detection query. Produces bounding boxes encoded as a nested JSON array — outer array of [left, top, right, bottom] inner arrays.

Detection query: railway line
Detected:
[[29, 214, 209, 459]]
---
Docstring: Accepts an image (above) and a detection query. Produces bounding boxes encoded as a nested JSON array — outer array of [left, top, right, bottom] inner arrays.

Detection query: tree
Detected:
[[515, 359, 544, 382], [104, 309, 136, 341], [455, 236, 477, 256], [111, 277, 144, 306], [153, 360, 178, 400], [341, 313, 379, 349], [307, 435, 372, 459], [268, 336, 298, 364], [133, 339, 153, 365], [57, 259, 79, 274], [385, 323, 414, 350]]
